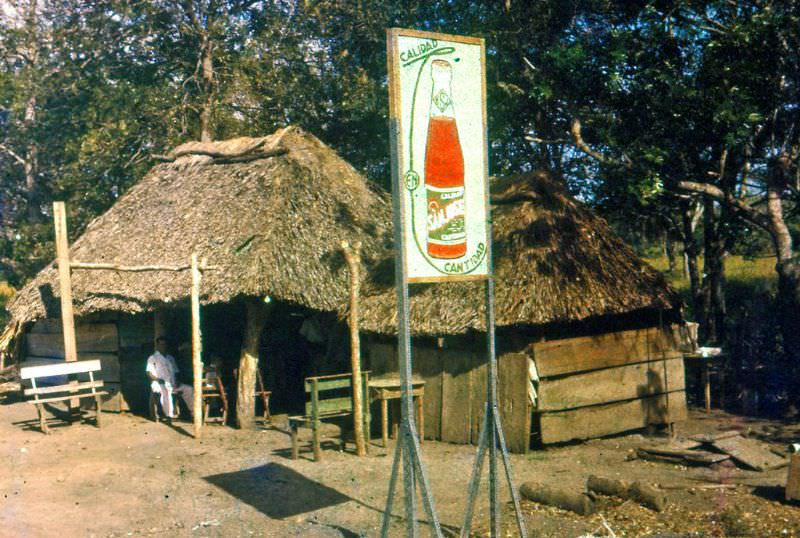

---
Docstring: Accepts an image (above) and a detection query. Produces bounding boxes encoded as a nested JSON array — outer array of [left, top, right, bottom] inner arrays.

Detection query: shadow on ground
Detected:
[[204, 462, 351, 520]]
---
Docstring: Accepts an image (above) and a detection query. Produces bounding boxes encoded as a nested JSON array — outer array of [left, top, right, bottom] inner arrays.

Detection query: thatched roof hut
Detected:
[[359, 171, 686, 450], [360, 170, 680, 335], [7, 126, 392, 325]]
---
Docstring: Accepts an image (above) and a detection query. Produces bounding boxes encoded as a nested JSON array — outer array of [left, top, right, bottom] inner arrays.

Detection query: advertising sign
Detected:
[[387, 29, 489, 282]]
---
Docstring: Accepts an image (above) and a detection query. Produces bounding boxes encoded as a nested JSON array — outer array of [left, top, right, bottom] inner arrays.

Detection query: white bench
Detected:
[[20, 359, 106, 434]]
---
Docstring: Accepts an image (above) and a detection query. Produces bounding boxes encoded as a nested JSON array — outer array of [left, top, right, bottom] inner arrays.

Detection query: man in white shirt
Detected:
[[146, 336, 194, 420]]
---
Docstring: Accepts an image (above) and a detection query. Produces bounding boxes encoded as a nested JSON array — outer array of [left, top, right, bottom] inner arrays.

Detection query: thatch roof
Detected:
[[7, 127, 392, 324], [359, 171, 681, 335]]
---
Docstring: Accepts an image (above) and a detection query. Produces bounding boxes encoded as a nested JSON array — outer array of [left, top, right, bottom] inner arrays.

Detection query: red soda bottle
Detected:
[[424, 59, 466, 259]]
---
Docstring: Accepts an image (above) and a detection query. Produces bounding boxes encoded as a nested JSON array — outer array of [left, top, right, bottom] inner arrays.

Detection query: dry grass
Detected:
[[645, 255, 777, 292]]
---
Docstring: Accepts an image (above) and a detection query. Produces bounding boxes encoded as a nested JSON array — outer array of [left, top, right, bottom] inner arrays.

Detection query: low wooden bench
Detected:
[[289, 372, 370, 461], [20, 359, 106, 434]]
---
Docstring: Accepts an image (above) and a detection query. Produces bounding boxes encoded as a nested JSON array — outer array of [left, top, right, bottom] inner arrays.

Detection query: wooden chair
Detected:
[[201, 375, 229, 425], [20, 359, 106, 434], [255, 369, 271, 422], [288, 371, 370, 461]]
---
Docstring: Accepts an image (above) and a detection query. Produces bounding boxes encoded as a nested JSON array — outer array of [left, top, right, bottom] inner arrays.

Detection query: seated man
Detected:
[[146, 336, 194, 420]]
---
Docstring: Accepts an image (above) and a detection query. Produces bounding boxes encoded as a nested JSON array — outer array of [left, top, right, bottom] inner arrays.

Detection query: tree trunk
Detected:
[[236, 298, 270, 429], [700, 197, 726, 344], [665, 232, 677, 273], [199, 37, 214, 142], [681, 204, 702, 321]]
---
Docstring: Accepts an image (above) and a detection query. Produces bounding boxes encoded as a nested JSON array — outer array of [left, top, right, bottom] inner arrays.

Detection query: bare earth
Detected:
[[1, 400, 799, 538]]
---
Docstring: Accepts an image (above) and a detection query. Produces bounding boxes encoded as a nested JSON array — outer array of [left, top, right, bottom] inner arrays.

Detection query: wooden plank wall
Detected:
[[365, 339, 531, 453], [533, 326, 688, 444], [25, 318, 123, 409]]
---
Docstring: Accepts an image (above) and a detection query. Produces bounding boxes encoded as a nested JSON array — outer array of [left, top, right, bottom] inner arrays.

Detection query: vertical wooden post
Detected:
[[236, 298, 269, 429], [53, 202, 79, 411], [191, 254, 203, 438], [53, 202, 78, 364], [342, 241, 366, 456]]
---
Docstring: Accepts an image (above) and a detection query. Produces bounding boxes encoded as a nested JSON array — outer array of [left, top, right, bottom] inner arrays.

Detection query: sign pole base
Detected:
[[460, 278, 527, 537], [381, 415, 443, 537]]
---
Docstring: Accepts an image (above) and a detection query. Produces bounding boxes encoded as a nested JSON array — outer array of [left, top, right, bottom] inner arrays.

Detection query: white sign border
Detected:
[[387, 28, 491, 283]]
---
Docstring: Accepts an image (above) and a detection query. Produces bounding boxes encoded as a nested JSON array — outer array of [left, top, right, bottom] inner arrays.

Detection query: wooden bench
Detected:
[[20, 359, 106, 434], [289, 372, 370, 461]]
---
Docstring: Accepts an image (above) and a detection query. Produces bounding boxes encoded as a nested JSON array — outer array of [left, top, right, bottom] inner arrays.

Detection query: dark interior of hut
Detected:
[[156, 300, 351, 422]]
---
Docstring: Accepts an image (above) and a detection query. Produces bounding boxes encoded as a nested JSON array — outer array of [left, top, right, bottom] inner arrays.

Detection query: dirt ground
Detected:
[[1, 399, 799, 537]]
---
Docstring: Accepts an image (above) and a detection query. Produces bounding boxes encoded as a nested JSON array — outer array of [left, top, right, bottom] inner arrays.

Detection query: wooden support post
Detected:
[[191, 254, 203, 438], [53, 202, 79, 411], [236, 298, 269, 429], [341, 240, 366, 457]]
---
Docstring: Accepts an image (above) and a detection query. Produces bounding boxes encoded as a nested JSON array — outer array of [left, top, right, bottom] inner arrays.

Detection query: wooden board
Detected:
[[469, 356, 487, 445], [539, 390, 687, 444], [537, 355, 685, 411], [636, 446, 730, 465], [415, 346, 443, 441], [712, 435, 787, 471], [26, 323, 118, 357], [118, 314, 155, 348], [786, 454, 800, 501], [366, 342, 394, 377], [497, 352, 531, 454], [532, 327, 677, 378], [440, 348, 472, 444]]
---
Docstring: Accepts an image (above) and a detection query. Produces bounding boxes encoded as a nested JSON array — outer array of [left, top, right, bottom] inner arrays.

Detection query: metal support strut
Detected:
[[459, 278, 528, 537]]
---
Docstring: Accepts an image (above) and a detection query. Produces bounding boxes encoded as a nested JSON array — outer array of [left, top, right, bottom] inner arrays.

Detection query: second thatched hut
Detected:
[[360, 171, 687, 451]]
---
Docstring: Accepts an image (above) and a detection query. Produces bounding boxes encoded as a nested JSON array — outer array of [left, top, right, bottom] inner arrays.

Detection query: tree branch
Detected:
[[677, 181, 772, 231], [0, 143, 26, 166], [570, 118, 631, 168]]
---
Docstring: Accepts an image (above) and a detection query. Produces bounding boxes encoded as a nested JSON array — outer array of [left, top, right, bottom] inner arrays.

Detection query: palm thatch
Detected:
[[359, 171, 681, 335], [7, 127, 392, 324]]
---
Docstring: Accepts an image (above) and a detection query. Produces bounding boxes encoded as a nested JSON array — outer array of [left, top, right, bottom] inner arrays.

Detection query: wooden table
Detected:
[[370, 377, 425, 447], [683, 351, 726, 413]]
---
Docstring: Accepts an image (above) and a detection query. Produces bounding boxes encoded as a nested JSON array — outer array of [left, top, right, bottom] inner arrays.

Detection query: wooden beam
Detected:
[[539, 391, 688, 444], [53, 202, 79, 411], [341, 241, 366, 456], [70, 261, 218, 272], [53, 202, 77, 364], [191, 254, 203, 439], [537, 354, 685, 412], [532, 327, 676, 378]]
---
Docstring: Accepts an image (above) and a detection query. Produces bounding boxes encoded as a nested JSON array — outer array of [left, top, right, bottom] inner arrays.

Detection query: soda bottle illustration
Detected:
[[424, 59, 466, 259]]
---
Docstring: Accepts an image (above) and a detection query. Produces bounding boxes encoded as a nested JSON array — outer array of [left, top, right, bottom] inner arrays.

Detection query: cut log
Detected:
[[629, 482, 668, 512], [519, 482, 595, 515], [537, 355, 684, 411], [712, 435, 787, 471], [587, 475, 630, 498], [586, 475, 667, 512]]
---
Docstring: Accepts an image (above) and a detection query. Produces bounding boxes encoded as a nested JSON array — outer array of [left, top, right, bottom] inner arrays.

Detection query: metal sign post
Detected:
[[384, 27, 526, 537]]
